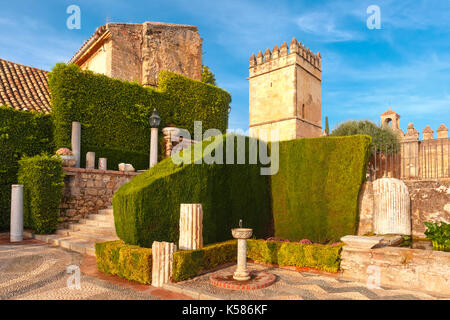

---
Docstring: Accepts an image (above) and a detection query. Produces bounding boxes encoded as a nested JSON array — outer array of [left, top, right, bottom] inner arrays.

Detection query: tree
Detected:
[[324, 116, 330, 135], [201, 65, 216, 86], [330, 119, 400, 153]]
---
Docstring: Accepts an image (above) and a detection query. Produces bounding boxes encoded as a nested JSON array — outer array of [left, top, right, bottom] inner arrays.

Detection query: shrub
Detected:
[[48, 64, 230, 170], [113, 134, 272, 248], [0, 106, 54, 230], [424, 221, 450, 251], [95, 240, 153, 284], [331, 120, 399, 153], [18, 154, 64, 234], [272, 135, 371, 243], [172, 240, 237, 282], [247, 239, 343, 273]]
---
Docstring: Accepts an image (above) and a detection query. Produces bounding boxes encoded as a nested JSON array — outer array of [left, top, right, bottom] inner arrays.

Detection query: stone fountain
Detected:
[[232, 219, 253, 281]]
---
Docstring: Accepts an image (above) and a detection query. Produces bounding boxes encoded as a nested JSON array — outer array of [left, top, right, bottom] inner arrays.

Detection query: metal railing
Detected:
[[368, 138, 450, 180]]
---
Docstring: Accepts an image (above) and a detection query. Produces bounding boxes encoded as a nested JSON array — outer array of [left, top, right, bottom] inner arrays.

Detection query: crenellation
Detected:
[[256, 50, 264, 65], [264, 48, 271, 61], [249, 53, 256, 67], [272, 44, 280, 59], [280, 41, 289, 56], [289, 38, 298, 53]]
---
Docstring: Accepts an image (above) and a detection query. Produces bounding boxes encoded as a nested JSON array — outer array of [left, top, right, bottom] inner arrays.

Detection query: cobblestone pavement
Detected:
[[166, 263, 449, 300], [0, 239, 161, 300]]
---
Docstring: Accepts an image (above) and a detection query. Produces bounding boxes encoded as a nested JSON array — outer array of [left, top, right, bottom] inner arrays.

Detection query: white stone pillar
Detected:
[[71, 122, 81, 168], [10, 184, 23, 242], [150, 127, 158, 168], [373, 178, 411, 235], [179, 204, 203, 250], [151, 241, 177, 287], [86, 152, 95, 169], [98, 158, 107, 170], [234, 239, 250, 281]]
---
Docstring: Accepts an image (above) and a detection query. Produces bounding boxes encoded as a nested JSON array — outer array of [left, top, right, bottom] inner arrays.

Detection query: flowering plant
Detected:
[[56, 148, 73, 156]]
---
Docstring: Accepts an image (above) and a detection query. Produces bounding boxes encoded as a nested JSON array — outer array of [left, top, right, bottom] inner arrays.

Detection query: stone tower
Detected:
[[248, 38, 322, 141], [380, 107, 403, 134]]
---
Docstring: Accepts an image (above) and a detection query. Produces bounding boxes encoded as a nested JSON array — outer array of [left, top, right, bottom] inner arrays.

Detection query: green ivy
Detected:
[[18, 154, 64, 234], [48, 64, 231, 170], [0, 106, 54, 230]]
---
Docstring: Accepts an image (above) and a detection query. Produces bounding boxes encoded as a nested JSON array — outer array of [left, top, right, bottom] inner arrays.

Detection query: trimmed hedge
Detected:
[[247, 239, 343, 273], [272, 135, 371, 243], [18, 154, 64, 234], [113, 134, 273, 248], [172, 240, 237, 282], [95, 240, 153, 284], [0, 106, 54, 230], [48, 64, 231, 170]]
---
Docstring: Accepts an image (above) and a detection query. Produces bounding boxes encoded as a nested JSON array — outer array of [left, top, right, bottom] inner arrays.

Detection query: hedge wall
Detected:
[[172, 240, 237, 282], [0, 106, 54, 230], [48, 64, 231, 171], [95, 240, 153, 284], [272, 135, 371, 243], [247, 239, 343, 273], [112, 134, 273, 248], [18, 154, 64, 234]]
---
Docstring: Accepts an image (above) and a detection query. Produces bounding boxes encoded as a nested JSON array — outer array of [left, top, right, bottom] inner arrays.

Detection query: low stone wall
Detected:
[[341, 245, 450, 296], [60, 168, 140, 222], [405, 179, 450, 237], [357, 179, 450, 237]]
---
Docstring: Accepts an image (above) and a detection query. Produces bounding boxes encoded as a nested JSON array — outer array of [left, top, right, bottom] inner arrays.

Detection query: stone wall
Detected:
[[341, 245, 450, 296], [405, 179, 450, 237], [357, 179, 450, 238], [59, 168, 140, 222]]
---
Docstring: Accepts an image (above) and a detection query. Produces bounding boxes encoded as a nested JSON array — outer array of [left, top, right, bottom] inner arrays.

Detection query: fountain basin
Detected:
[[232, 228, 253, 239]]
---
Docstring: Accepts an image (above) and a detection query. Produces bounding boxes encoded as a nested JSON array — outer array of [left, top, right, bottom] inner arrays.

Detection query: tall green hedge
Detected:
[[272, 135, 371, 243], [18, 154, 64, 234], [48, 64, 231, 170], [0, 106, 54, 230], [112, 134, 273, 248]]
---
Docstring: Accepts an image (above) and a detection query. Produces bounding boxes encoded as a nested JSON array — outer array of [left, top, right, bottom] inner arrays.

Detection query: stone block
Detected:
[[341, 235, 384, 249], [179, 204, 203, 250], [152, 241, 177, 287]]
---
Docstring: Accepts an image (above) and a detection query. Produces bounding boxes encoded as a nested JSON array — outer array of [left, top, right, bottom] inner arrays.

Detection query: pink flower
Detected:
[[298, 239, 312, 244], [56, 148, 73, 156]]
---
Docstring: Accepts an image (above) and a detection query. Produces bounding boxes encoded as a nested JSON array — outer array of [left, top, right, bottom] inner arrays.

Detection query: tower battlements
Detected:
[[249, 38, 321, 80]]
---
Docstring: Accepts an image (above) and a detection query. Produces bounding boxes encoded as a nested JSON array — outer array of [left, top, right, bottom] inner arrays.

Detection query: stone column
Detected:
[[234, 239, 250, 281], [10, 184, 23, 242], [71, 122, 81, 168], [151, 241, 177, 287], [373, 178, 411, 235], [98, 158, 107, 170], [150, 128, 158, 168], [179, 204, 203, 250], [86, 152, 95, 169]]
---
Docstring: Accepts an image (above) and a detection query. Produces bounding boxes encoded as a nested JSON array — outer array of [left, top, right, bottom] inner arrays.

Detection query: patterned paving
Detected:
[[0, 241, 160, 300], [168, 263, 448, 300]]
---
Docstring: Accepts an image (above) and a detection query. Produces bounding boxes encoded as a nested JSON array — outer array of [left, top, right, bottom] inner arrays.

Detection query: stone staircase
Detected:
[[26, 207, 118, 256]]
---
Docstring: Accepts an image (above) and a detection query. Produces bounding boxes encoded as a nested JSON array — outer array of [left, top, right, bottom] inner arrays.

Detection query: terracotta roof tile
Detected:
[[0, 58, 50, 113]]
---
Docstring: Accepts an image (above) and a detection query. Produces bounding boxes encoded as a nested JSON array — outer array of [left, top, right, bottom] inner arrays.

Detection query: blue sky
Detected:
[[1, 0, 449, 135]]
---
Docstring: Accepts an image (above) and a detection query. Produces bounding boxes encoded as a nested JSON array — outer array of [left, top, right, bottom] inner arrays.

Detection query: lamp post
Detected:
[[149, 109, 161, 168]]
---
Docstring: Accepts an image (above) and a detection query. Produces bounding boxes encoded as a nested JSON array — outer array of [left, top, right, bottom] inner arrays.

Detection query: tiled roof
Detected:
[[0, 58, 51, 113]]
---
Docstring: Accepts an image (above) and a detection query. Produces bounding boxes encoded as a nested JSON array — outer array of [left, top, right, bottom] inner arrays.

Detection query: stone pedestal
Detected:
[[71, 122, 81, 168], [98, 158, 107, 170], [10, 184, 23, 242], [179, 204, 203, 250], [234, 239, 250, 281], [373, 178, 411, 235], [151, 241, 177, 287], [150, 127, 158, 168], [86, 152, 95, 169]]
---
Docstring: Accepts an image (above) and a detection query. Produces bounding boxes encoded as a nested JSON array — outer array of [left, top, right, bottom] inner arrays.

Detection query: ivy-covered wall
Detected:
[[48, 64, 231, 171], [0, 106, 54, 230]]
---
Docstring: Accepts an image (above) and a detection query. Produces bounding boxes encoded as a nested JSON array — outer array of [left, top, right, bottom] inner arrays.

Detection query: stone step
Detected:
[[57, 229, 118, 243], [68, 224, 117, 237], [58, 237, 97, 256], [98, 208, 113, 216], [79, 218, 115, 228], [87, 213, 114, 222]]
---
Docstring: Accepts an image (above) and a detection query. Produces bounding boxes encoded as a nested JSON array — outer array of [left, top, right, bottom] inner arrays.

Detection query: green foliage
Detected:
[[172, 240, 237, 282], [325, 116, 330, 135], [113, 134, 272, 248], [201, 65, 217, 86], [0, 106, 54, 230], [272, 135, 371, 243], [424, 221, 450, 251], [95, 240, 153, 284], [48, 64, 230, 170], [18, 154, 64, 234], [247, 239, 343, 273], [331, 120, 399, 153]]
